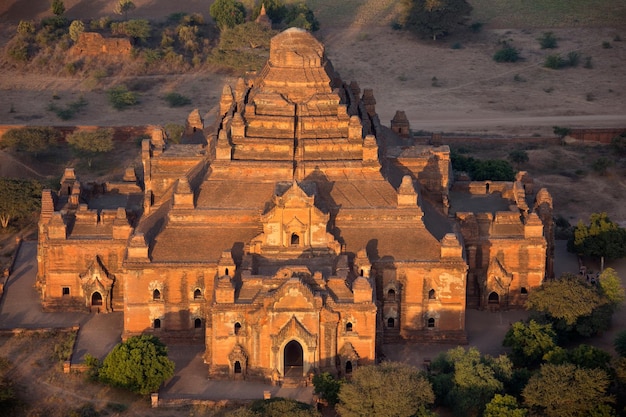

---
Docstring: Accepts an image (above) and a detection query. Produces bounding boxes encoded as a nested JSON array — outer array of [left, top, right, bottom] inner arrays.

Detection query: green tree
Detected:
[[164, 123, 185, 143], [553, 125, 571, 139], [210, 0, 246, 30], [400, 0, 472, 40], [111, 19, 151, 44], [99, 335, 174, 395], [69, 20, 85, 42], [51, 0, 65, 16], [522, 363, 613, 417], [430, 347, 512, 416], [503, 320, 557, 367], [337, 362, 435, 417], [526, 274, 603, 326], [484, 394, 527, 417], [17, 20, 36, 36], [610, 132, 626, 156], [591, 157, 613, 176], [312, 372, 342, 407], [252, 0, 287, 23], [598, 267, 625, 306], [218, 22, 276, 50], [284, 3, 320, 31], [568, 213, 626, 271], [107, 85, 139, 110], [615, 330, 626, 357], [0, 126, 60, 156], [114, 0, 136, 20], [66, 128, 114, 167], [508, 149, 529, 168], [0, 178, 42, 229]]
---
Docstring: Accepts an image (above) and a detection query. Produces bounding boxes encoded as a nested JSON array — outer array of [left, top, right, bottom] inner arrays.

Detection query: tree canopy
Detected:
[[66, 128, 114, 167], [526, 274, 603, 326], [99, 335, 174, 395], [312, 372, 342, 406], [51, 0, 65, 16], [503, 320, 557, 367], [400, 0, 472, 40], [522, 363, 613, 417], [337, 362, 435, 417], [484, 394, 527, 417], [114, 0, 136, 20], [0, 178, 42, 229], [568, 213, 626, 270], [210, 0, 246, 30], [430, 347, 512, 416], [1, 126, 60, 156], [451, 152, 516, 181]]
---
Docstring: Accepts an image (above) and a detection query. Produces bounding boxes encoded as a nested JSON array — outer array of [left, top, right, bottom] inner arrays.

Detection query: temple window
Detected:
[[346, 322, 353, 332], [360, 269, 364, 276], [234, 322, 242, 335], [387, 317, 395, 328], [387, 289, 396, 301], [346, 361, 353, 374], [153, 289, 161, 301], [427, 318, 435, 328], [194, 318, 202, 329], [428, 289, 436, 300], [225, 268, 229, 276], [62, 287, 70, 296], [291, 233, 300, 245], [521, 287, 528, 295], [194, 288, 202, 299], [154, 318, 161, 329], [234, 361, 242, 373]]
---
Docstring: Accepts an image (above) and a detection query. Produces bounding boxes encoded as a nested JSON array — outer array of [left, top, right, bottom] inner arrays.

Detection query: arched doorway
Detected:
[[283, 340, 303, 377], [91, 292, 103, 306], [488, 291, 499, 304]]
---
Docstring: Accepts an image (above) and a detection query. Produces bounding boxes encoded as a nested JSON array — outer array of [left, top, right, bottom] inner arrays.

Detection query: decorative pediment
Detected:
[[285, 216, 306, 232], [79, 256, 114, 292], [486, 254, 513, 291], [228, 344, 248, 363], [339, 342, 360, 361], [276, 180, 314, 208], [272, 277, 316, 310], [271, 315, 317, 349]]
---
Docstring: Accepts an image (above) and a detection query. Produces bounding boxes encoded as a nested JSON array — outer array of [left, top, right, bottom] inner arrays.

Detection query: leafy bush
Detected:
[[17, 20, 35, 36], [469, 22, 483, 33], [602, 41, 611, 49], [107, 85, 139, 110], [611, 132, 626, 156], [69, 20, 85, 42], [163, 92, 191, 107], [164, 123, 185, 143], [110, 19, 151, 44], [7, 38, 30, 62], [493, 45, 520, 62], [0, 178, 43, 229], [566, 51, 580, 67], [591, 157, 612, 175], [47, 96, 88, 120], [538, 31, 558, 49], [544, 54, 565, 69]]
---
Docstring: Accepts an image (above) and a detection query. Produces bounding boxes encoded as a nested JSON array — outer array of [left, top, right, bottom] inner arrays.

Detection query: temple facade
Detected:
[[36, 29, 552, 384]]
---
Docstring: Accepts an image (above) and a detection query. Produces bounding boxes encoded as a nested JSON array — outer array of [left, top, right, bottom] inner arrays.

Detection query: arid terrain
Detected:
[[1, 0, 625, 227], [0, 1, 625, 415]]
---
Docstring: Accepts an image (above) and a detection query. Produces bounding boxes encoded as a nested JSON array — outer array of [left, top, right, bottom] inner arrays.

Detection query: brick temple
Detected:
[[37, 28, 553, 384]]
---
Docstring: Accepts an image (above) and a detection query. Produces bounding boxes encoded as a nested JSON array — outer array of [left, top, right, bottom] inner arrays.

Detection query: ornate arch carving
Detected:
[[79, 256, 115, 312]]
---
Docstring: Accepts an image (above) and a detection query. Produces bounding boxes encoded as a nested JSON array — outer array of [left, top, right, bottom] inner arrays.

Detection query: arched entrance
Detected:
[[283, 340, 303, 377], [488, 291, 499, 304], [91, 292, 103, 306]]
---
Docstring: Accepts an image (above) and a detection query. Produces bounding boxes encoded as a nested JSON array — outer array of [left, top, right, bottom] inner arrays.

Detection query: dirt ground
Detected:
[[0, 2, 625, 415]]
